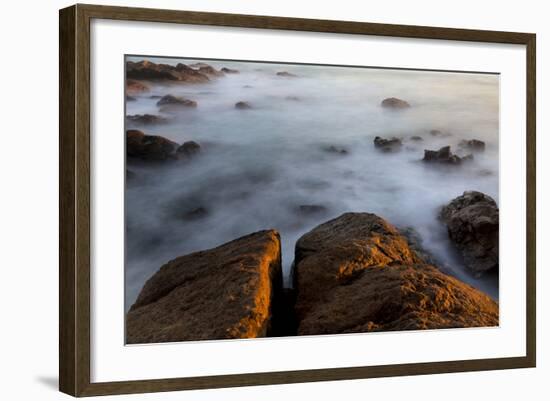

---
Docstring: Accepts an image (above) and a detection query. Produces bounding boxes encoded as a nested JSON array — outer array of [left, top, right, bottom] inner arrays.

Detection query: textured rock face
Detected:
[[381, 97, 410, 109], [126, 60, 210, 83], [292, 213, 498, 335], [127, 230, 283, 344], [126, 130, 178, 161], [440, 191, 499, 276]]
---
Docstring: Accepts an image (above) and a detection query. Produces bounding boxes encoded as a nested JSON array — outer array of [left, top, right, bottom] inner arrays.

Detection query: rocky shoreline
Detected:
[[125, 59, 499, 343], [127, 205, 499, 343]]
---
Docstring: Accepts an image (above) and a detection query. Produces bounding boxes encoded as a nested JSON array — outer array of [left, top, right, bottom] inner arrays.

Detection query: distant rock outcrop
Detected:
[[126, 60, 210, 83], [126, 230, 283, 343], [381, 97, 410, 109], [156, 95, 197, 108], [423, 146, 473, 165], [292, 213, 499, 335], [235, 101, 252, 109], [439, 191, 499, 276], [276, 71, 297, 77]]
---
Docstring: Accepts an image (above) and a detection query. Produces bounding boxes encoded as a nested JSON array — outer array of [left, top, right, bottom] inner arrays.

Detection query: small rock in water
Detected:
[[381, 97, 410, 109], [459, 139, 486, 152], [221, 67, 239, 74], [322, 145, 349, 155], [285, 95, 300, 101], [423, 146, 473, 165], [276, 71, 297, 77], [156, 95, 197, 108], [126, 95, 137, 102], [177, 141, 201, 157], [410, 135, 423, 141], [374, 136, 403, 152], [126, 79, 150, 95], [126, 114, 167, 125], [235, 101, 252, 110]]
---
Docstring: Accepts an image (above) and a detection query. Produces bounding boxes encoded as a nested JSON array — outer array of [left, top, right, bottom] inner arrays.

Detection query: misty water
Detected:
[[125, 57, 499, 310]]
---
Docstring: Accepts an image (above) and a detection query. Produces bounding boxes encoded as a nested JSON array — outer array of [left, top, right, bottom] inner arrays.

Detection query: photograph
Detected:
[[124, 56, 500, 344]]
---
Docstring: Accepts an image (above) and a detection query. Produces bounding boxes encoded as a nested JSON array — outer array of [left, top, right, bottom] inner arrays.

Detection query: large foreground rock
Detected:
[[293, 213, 498, 335], [440, 191, 499, 276], [127, 230, 283, 343]]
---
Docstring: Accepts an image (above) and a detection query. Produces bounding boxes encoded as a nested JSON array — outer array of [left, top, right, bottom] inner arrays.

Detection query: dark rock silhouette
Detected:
[[374, 136, 403, 152]]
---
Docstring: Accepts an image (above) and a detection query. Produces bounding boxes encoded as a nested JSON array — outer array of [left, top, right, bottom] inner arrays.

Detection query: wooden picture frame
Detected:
[[59, 3, 536, 397]]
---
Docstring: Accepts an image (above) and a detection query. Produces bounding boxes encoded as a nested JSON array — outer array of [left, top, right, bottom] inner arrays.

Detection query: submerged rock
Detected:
[[197, 65, 224, 77], [181, 206, 209, 221], [459, 139, 486, 152], [235, 101, 252, 109], [156, 95, 197, 108], [126, 60, 210, 83], [177, 141, 201, 157], [374, 136, 402, 152], [439, 191, 499, 276], [381, 97, 410, 109], [126, 114, 168, 125], [276, 71, 297, 77], [430, 129, 452, 137], [126, 230, 283, 343], [410, 135, 423, 141], [292, 213, 498, 335], [126, 95, 136, 102], [126, 129, 178, 161], [322, 145, 349, 155], [423, 146, 473, 165], [221, 67, 239, 74]]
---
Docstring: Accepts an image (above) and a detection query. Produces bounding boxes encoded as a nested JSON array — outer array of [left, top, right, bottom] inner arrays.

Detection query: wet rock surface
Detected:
[[235, 101, 252, 109], [126, 114, 168, 125]]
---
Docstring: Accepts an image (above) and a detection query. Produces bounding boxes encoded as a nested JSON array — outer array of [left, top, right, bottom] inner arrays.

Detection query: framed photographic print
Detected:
[[59, 4, 536, 397]]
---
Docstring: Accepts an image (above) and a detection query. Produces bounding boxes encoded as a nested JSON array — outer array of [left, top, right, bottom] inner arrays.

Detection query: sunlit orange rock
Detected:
[[293, 213, 498, 335], [126, 230, 282, 344]]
